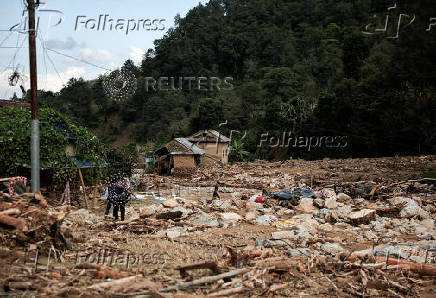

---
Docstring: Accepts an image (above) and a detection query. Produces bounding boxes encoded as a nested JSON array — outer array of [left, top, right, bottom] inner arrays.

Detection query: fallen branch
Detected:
[[0, 214, 26, 231], [160, 268, 250, 293], [374, 257, 436, 276], [0, 208, 21, 216], [88, 275, 139, 290]]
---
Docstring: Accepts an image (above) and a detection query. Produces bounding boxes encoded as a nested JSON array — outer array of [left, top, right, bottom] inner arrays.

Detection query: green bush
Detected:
[[0, 107, 106, 188]]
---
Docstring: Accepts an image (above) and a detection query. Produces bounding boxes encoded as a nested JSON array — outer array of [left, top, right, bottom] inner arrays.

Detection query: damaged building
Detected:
[[186, 130, 230, 165]]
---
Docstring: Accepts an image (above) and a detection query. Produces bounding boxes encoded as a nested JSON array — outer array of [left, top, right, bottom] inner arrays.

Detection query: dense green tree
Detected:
[[29, 0, 436, 160]]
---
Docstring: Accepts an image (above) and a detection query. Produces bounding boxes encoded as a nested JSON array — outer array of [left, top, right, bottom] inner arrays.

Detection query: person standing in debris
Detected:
[[108, 178, 130, 221], [212, 182, 220, 200]]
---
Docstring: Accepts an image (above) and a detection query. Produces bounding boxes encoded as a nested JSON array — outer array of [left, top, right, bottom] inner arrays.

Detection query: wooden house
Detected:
[[187, 130, 230, 164]]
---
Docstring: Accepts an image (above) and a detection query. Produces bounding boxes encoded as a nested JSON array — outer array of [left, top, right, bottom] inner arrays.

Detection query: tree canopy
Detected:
[[34, 0, 436, 160]]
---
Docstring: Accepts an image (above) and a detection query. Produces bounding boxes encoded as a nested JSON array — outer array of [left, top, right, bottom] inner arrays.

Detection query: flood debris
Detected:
[[1, 156, 435, 296]]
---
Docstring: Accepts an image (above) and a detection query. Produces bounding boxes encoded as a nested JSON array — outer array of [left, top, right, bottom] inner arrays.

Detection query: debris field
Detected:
[[0, 156, 435, 297]]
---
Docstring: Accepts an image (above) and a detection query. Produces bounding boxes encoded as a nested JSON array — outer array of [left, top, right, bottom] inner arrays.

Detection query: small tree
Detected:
[[228, 139, 249, 163]]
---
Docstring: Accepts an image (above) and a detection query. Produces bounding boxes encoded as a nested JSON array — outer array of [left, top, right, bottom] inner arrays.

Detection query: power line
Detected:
[[46, 48, 112, 72], [0, 32, 13, 48], [37, 33, 64, 86], [37, 29, 48, 90], [2, 36, 26, 74]]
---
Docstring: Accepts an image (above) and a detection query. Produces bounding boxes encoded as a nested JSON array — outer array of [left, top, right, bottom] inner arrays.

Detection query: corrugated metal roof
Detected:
[[170, 152, 197, 155], [208, 130, 230, 142], [187, 130, 230, 143], [174, 138, 205, 155], [0, 99, 30, 108]]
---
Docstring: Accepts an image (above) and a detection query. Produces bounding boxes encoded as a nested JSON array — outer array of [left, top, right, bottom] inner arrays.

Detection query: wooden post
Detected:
[[92, 172, 98, 209], [28, 0, 40, 192], [78, 168, 89, 208]]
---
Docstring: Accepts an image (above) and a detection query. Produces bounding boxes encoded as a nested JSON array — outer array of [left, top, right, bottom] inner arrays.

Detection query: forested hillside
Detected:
[[35, 0, 436, 160]]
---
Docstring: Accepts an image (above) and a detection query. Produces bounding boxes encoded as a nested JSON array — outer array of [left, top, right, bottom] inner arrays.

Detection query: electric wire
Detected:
[[37, 32, 64, 87], [46, 48, 112, 72]]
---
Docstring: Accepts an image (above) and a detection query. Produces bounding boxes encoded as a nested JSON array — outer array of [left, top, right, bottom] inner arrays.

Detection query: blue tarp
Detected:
[[272, 188, 314, 200]]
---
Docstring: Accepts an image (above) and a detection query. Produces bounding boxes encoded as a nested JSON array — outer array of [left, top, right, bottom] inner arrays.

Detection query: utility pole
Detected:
[[28, 0, 40, 192]]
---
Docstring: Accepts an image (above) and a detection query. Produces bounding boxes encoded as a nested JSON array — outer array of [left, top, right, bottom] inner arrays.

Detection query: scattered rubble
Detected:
[[1, 156, 435, 296]]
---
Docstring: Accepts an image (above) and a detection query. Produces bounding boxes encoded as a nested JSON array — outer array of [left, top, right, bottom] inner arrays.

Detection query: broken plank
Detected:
[[160, 268, 250, 293]]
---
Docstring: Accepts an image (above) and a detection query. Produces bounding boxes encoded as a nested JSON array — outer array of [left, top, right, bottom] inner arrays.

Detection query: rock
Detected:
[[300, 219, 319, 234], [412, 219, 436, 237], [213, 200, 232, 209], [391, 197, 430, 219], [140, 206, 158, 218], [317, 188, 336, 199], [166, 227, 186, 239], [192, 213, 219, 227], [272, 231, 295, 239], [318, 223, 333, 232], [287, 248, 311, 257], [364, 230, 378, 240], [372, 220, 385, 231], [348, 209, 376, 225], [297, 198, 319, 213], [420, 219, 435, 230], [166, 230, 181, 239], [325, 197, 338, 209], [313, 198, 325, 208], [220, 212, 242, 223], [337, 193, 351, 202], [317, 209, 338, 223], [246, 202, 263, 211], [245, 212, 256, 220], [272, 229, 312, 239], [171, 206, 190, 214], [163, 198, 179, 208], [321, 243, 349, 255], [353, 181, 376, 195], [256, 214, 278, 225], [317, 209, 331, 219], [336, 205, 352, 218]]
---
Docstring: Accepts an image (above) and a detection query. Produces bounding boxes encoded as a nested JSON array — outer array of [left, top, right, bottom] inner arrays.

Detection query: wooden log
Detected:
[[8, 281, 33, 290], [160, 268, 250, 293], [0, 214, 26, 231], [376, 257, 436, 276], [0, 208, 21, 216]]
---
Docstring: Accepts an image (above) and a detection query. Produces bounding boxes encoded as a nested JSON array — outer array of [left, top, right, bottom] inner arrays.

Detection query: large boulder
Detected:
[[348, 209, 376, 225], [391, 197, 430, 219], [296, 198, 319, 213]]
